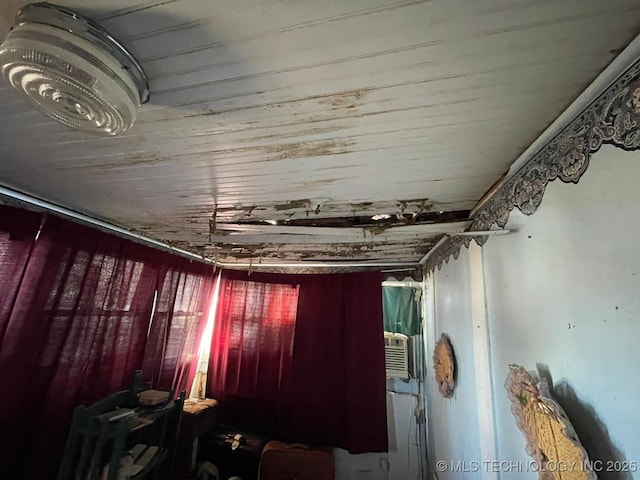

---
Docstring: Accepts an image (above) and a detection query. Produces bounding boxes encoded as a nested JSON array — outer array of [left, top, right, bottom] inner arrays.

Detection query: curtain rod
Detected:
[[0, 185, 214, 265], [382, 280, 422, 288]]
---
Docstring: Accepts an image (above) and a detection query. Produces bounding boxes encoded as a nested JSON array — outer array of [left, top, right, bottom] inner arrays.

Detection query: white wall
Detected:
[[425, 145, 640, 479], [427, 247, 483, 480]]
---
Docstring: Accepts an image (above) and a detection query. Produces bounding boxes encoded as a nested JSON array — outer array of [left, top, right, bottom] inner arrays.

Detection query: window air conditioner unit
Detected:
[[384, 332, 410, 379]]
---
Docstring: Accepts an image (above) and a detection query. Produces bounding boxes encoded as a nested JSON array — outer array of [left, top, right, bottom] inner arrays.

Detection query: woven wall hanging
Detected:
[[505, 365, 596, 480], [433, 333, 456, 398]]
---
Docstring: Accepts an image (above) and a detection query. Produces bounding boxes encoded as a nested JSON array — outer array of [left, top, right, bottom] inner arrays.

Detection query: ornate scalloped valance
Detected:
[[426, 59, 640, 271]]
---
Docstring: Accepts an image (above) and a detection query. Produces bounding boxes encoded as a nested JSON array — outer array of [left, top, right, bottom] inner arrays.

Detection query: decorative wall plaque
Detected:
[[433, 333, 456, 398], [505, 365, 596, 480]]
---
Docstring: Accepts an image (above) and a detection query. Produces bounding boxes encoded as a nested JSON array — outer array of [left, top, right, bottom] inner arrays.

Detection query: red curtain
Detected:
[[207, 270, 388, 454], [0, 206, 42, 342], [0, 212, 159, 479], [0, 207, 215, 479], [142, 259, 216, 394], [288, 271, 388, 454], [208, 277, 299, 434]]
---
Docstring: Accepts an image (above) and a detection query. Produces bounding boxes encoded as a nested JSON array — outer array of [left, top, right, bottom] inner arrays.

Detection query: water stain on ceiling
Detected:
[[0, 0, 639, 266]]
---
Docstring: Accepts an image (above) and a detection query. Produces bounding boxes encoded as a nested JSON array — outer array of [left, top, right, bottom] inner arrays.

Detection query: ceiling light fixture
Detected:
[[0, 2, 148, 136]]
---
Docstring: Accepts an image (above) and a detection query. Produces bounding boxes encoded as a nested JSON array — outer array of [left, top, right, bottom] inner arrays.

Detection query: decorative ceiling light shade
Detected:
[[0, 2, 148, 136]]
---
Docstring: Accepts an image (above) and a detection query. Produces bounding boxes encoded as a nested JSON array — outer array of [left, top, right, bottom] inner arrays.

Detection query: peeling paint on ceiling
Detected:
[[1, 0, 639, 265]]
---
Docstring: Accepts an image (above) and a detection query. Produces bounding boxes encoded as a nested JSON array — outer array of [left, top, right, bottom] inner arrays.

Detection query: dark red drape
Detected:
[[207, 277, 299, 434], [0, 212, 159, 479], [0, 207, 215, 479], [207, 270, 388, 454], [289, 271, 388, 453], [142, 258, 216, 394], [0, 206, 42, 342]]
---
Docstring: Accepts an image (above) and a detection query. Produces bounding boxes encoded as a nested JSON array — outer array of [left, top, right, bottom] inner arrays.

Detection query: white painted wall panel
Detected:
[[424, 145, 640, 479], [483, 145, 640, 479], [428, 247, 483, 480]]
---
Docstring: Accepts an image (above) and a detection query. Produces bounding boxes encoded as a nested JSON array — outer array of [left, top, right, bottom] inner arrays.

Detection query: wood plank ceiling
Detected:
[[1, 0, 639, 265]]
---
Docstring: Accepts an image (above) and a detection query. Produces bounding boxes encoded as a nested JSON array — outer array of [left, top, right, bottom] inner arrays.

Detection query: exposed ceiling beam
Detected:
[[210, 234, 425, 244], [211, 221, 471, 237]]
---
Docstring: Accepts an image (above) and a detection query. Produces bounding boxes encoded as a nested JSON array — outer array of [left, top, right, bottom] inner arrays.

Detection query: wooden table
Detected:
[[174, 398, 219, 480]]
